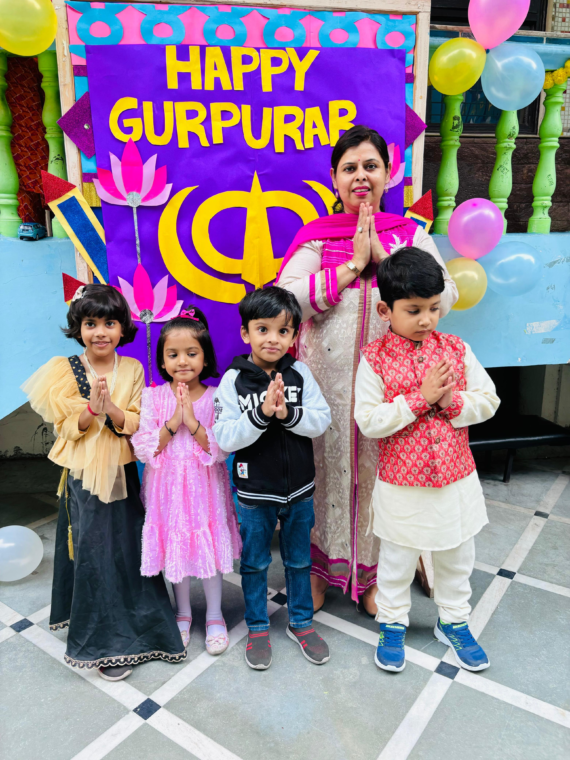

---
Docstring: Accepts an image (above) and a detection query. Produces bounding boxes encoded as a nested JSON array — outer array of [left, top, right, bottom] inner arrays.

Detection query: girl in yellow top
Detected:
[[22, 284, 185, 680]]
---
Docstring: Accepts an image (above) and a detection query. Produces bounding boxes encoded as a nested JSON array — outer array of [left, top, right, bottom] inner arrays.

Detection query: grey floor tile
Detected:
[[475, 503, 532, 567], [0, 520, 56, 616], [0, 458, 61, 494], [0, 493, 58, 529], [167, 608, 432, 760], [480, 468, 559, 509], [0, 634, 128, 760], [105, 723, 200, 760], [519, 520, 570, 588], [409, 681, 570, 760], [551, 480, 570, 520], [478, 581, 570, 710]]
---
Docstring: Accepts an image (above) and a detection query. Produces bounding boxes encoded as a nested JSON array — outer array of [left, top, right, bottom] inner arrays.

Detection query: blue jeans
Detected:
[[239, 497, 315, 632]]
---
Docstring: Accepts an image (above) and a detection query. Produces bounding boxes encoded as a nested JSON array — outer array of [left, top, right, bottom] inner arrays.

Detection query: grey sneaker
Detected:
[[245, 631, 272, 670], [286, 624, 330, 664], [98, 664, 133, 681]]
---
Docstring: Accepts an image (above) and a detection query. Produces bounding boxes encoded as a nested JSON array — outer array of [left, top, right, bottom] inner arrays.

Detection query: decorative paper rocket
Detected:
[[405, 105, 427, 149], [62, 272, 87, 305], [41, 171, 108, 283], [405, 190, 434, 233]]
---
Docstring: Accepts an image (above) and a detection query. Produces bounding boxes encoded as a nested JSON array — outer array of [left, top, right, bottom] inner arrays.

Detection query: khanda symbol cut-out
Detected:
[[158, 173, 337, 304]]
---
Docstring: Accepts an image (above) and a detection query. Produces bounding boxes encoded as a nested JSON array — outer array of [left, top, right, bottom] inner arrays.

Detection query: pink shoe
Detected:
[[176, 614, 192, 648], [205, 619, 229, 656]]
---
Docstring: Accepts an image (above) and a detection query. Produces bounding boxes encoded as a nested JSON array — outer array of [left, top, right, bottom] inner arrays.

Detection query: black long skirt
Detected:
[[49, 463, 186, 669]]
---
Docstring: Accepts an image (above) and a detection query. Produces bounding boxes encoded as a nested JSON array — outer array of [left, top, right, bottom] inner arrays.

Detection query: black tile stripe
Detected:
[[534, 511, 549, 519], [11, 618, 33, 632], [497, 568, 516, 580], [133, 698, 161, 720], [271, 592, 288, 606], [435, 661, 459, 679]]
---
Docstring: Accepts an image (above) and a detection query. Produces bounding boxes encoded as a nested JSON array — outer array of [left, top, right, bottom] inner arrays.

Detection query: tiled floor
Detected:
[[1, 456, 570, 760]]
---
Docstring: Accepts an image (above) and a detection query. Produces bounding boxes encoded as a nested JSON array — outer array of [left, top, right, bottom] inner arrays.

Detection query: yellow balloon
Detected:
[[0, 0, 57, 57], [429, 38, 486, 96], [447, 258, 488, 311]]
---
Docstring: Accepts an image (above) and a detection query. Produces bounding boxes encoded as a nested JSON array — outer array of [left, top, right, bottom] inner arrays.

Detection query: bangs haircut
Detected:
[[239, 286, 302, 334], [62, 284, 137, 346], [156, 306, 219, 383], [377, 247, 445, 309]]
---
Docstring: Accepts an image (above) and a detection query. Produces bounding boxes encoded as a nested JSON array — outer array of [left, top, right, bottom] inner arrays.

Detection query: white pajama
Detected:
[[375, 537, 476, 626]]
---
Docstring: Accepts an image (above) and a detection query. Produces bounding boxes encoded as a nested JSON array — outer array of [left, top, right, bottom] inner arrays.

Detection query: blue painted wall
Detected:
[[435, 233, 570, 368], [1, 232, 569, 419]]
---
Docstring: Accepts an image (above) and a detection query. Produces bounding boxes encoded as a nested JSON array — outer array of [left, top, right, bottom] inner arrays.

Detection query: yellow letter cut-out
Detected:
[[175, 102, 210, 148], [231, 47, 259, 90], [304, 106, 329, 149], [109, 97, 142, 142], [286, 49, 319, 91], [211, 103, 241, 144], [166, 45, 202, 90], [143, 101, 174, 146], [204, 47, 233, 91], [274, 106, 304, 153], [329, 100, 357, 147], [260, 50, 289, 92], [241, 105, 272, 149]]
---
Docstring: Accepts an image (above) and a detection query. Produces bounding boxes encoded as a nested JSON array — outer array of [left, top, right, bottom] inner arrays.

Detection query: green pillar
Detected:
[[489, 110, 518, 233], [38, 50, 67, 238], [433, 93, 464, 235], [528, 83, 566, 233], [0, 52, 22, 238]]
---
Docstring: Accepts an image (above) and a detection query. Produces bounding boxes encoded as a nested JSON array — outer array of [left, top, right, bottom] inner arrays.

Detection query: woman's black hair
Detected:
[[62, 284, 138, 346], [156, 306, 219, 383], [330, 125, 391, 214], [239, 286, 302, 334], [377, 247, 445, 309]]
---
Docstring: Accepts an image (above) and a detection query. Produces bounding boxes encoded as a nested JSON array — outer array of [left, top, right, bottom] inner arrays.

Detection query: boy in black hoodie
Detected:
[[214, 287, 331, 670]]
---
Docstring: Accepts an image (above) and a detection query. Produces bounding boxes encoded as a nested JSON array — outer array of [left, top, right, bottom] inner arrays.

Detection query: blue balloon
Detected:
[[480, 241, 541, 297], [481, 43, 545, 112]]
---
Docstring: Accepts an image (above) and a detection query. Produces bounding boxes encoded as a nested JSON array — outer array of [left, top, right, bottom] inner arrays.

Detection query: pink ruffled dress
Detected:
[[132, 384, 241, 584]]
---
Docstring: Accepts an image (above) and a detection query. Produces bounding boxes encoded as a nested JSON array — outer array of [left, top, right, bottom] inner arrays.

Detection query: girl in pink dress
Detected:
[[132, 307, 241, 656]]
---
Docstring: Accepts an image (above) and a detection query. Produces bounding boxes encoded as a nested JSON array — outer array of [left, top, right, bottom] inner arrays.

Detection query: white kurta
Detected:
[[354, 343, 500, 551]]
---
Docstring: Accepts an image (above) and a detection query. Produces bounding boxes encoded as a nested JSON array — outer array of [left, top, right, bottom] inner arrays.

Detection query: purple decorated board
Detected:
[[86, 44, 406, 382]]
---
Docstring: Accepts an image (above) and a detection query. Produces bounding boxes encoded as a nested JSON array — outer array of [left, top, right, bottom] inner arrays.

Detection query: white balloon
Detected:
[[0, 525, 44, 582]]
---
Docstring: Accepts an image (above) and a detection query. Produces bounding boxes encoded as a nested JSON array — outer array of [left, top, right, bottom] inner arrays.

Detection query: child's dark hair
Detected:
[[62, 284, 138, 346], [377, 247, 445, 309], [239, 286, 302, 334], [156, 306, 219, 383]]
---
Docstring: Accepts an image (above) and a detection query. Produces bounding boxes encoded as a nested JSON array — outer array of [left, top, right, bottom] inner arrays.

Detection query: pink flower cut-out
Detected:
[[94, 139, 172, 264], [385, 143, 405, 190], [115, 265, 182, 383]]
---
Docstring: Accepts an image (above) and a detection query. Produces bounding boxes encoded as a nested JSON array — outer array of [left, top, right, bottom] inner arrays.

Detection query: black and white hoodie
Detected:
[[213, 353, 331, 507]]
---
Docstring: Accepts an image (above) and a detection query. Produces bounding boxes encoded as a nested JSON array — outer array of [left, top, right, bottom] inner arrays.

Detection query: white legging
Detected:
[[375, 537, 476, 627], [173, 572, 223, 624]]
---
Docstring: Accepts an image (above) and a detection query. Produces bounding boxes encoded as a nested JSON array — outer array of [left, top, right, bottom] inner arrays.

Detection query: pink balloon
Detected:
[[448, 199, 504, 260], [468, 0, 530, 50]]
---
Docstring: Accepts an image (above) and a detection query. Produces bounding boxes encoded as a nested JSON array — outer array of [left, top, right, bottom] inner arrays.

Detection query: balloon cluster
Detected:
[[446, 199, 540, 311], [429, 0, 545, 113], [0, 0, 57, 57]]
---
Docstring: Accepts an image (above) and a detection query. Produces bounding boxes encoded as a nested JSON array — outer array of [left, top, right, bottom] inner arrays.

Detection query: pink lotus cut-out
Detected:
[[94, 139, 172, 264], [385, 143, 405, 190], [115, 264, 182, 383]]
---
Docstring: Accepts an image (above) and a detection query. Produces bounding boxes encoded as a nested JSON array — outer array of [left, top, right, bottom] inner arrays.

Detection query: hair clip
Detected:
[[71, 285, 86, 302], [179, 308, 199, 321]]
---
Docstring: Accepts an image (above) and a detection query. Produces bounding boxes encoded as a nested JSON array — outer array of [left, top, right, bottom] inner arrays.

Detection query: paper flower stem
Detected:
[[146, 322, 153, 384], [132, 206, 141, 264]]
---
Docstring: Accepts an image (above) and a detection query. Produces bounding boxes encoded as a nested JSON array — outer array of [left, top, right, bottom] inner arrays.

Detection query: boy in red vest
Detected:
[[355, 247, 499, 673]]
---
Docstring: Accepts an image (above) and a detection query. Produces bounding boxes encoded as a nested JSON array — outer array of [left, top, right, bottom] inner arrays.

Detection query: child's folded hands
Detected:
[[420, 360, 456, 406]]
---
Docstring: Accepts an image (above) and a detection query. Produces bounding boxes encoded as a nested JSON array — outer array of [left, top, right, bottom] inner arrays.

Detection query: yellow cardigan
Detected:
[[22, 355, 145, 503]]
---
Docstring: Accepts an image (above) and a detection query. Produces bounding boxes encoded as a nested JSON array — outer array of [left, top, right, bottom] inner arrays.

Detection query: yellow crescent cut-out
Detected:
[[158, 187, 246, 304], [303, 181, 337, 216]]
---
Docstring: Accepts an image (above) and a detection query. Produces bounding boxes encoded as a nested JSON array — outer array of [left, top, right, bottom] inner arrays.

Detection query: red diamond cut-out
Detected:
[[63, 272, 86, 303], [41, 171, 76, 204], [408, 190, 434, 221]]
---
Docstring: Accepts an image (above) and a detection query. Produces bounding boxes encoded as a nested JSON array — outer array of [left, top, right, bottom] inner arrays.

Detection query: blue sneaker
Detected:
[[374, 623, 406, 672], [435, 620, 490, 671]]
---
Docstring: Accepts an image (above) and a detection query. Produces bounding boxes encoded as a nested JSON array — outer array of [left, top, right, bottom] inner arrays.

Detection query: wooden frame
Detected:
[[52, 0, 431, 277]]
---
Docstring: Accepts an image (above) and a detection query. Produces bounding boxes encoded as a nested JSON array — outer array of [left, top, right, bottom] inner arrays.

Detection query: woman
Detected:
[[277, 125, 458, 615]]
